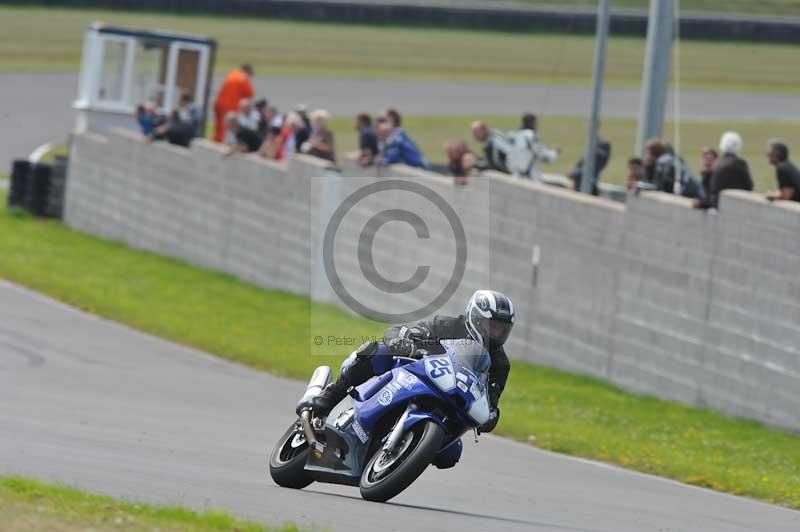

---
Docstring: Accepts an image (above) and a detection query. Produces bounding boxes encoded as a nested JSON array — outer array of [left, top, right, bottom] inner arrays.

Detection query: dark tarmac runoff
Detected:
[[1, 280, 799, 531], [1, 71, 798, 171]]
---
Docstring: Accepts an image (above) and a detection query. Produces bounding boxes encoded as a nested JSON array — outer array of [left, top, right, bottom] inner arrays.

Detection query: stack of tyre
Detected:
[[8, 157, 67, 218]]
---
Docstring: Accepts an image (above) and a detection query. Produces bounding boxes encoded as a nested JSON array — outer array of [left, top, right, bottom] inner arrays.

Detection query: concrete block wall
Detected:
[[66, 131, 800, 432]]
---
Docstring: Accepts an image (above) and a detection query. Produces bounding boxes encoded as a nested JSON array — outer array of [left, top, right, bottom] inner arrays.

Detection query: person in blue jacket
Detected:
[[376, 115, 429, 169]]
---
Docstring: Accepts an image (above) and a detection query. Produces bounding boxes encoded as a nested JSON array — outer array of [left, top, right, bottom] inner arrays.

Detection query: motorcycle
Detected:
[[269, 339, 494, 502]]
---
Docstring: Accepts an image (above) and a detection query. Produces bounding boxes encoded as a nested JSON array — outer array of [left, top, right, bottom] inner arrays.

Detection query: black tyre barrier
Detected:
[[9, 159, 31, 209], [6, 158, 68, 219]]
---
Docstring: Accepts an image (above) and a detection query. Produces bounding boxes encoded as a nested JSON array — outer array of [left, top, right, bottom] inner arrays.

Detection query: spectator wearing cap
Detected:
[[301, 109, 335, 162], [214, 64, 254, 142], [376, 116, 428, 169], [355, 113, 379, 166], [471, 120, 511, 174], [766, 140, 800, 202], [695, 131, 753, 209]]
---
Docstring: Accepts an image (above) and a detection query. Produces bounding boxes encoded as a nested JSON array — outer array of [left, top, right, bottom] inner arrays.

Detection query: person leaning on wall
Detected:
[[765, 139, 800, 203], [694, 131, 753, 210]]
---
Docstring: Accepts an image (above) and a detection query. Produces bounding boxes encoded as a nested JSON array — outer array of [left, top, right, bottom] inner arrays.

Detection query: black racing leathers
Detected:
[[383, 315, 511, 409]]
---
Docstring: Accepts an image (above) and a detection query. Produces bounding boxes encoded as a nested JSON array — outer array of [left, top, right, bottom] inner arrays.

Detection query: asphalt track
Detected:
[[1, 280, 799, 531], [2, 71, 799, 172]]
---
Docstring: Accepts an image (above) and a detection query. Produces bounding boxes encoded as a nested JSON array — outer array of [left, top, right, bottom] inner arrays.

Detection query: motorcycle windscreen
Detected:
[[447, 340, 491, 375]]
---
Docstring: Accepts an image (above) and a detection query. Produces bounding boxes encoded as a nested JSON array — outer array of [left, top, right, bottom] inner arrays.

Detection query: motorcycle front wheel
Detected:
[[269, 423, 314, 489], [359, 420, 444, 502]]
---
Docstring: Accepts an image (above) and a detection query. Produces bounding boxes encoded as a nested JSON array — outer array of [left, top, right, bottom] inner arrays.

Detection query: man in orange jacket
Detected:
[[213, 64, 255, 142]]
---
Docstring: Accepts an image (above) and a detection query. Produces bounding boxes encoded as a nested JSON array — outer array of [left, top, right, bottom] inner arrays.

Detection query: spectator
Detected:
[[765, 140, 800, 202], [652, 143, 704, 199], [294, 105, 312, 152], [269, 106, 284, 129], [224, 111, 257, 154], [152, 110, 194, 148], [237, 98, 261, 132], [355, 113, 379, 166], [385, 108, 402, 128], [377, 116, 428, 169], [569, 136, 611, 195], [301, 109, 335, 162], [259, 126, 282, 159], [177, 93, 200, 137], [695, 131, 753, 209], [214, 64, 254, 142], [700, 147, 718, 199], [254, 98, 269, 137], [224, 111, 239, 147], [136, 102, 159, 136], [445, 139, 477, 185], [276, 112, 303, 161], [470, 120, 511, 173], [642, 138, 668, 186], [506, 112, 559, 180], [626, 157, 644, 191]]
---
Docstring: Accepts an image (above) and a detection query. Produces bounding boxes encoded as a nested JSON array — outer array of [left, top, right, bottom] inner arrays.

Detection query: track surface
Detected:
[[3, 71, 800, 171], [1, 280, 799, 531]]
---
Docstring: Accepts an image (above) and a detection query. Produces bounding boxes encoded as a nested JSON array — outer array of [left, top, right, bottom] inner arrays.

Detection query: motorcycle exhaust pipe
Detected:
[[295, 365, 332, 415]]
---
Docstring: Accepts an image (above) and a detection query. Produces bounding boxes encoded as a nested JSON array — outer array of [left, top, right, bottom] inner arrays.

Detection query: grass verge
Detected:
[[0, 476, 298, 532], [482, 0, 800, 16], [0, 194, 798, 510], [329, 115, 800, 193], [0, 6, 799, 92]]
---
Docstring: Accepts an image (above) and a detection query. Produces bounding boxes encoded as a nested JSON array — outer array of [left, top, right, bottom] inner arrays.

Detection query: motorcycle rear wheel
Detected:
[[359, 420, 444, 502], [269, 423, 314, 489]]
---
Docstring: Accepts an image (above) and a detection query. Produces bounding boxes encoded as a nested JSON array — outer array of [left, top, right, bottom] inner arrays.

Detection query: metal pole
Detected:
[[580, 0, 612, 195], [636, 0, 675, 156]]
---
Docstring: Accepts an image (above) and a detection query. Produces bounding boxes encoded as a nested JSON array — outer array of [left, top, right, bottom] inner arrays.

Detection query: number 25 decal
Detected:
[[429, 359, 452, 378]]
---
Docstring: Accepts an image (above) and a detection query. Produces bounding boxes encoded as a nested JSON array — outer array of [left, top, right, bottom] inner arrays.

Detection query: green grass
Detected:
[[329, 114, 800, 192], [483, 0, 800, 16], [1, 192, 799, 509], [1, 6, 798, 92], [0, 476, 298, 532]]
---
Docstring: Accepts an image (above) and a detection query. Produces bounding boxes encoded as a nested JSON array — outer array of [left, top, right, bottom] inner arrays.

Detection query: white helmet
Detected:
[[464, 290, 514, 351]]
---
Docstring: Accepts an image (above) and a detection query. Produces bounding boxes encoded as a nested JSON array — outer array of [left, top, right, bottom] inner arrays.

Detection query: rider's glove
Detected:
[[386, 336, 416, 358], [478, 408, 500, 434]]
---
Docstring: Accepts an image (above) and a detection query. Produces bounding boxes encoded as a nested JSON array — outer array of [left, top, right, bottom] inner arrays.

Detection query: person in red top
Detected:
[[213, 64, 254, 142]]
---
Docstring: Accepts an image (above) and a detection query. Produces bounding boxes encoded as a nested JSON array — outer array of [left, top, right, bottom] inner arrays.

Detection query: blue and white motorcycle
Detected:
[[269, 340, 494, 502]]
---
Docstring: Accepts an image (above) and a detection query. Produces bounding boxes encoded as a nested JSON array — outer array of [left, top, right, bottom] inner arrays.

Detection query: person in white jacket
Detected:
[[506, 113, 560, 181]]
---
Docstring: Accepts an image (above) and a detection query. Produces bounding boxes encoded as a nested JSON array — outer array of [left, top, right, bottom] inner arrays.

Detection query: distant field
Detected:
[[484, 0, 800, 16], [0, 6, 798, 92], [329, 115, 799, 192]]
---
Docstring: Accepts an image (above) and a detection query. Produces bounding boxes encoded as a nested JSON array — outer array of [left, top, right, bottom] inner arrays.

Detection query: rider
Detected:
[[313, 290, 514, 433]]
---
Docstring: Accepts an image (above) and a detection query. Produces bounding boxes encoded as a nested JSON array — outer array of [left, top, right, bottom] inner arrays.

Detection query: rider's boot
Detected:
[[312, 341, 378, 417]]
